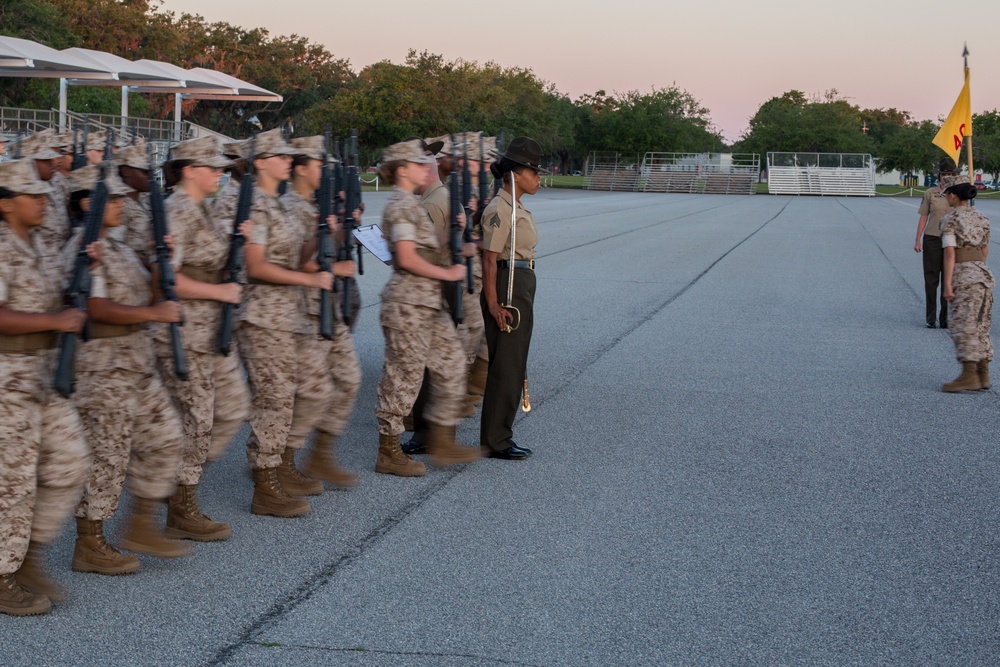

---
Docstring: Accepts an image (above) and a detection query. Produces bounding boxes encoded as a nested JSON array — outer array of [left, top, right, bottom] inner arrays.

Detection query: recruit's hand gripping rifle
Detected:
[[448, 134, 465, 325], [216, 133, 256, 356], [316, 127, 335, 340], [149, 141, 188, 380], [53, 134, 113, 397]]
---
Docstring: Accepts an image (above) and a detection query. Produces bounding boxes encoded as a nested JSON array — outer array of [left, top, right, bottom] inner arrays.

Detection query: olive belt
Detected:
[[89, 323, 142, 339], [0, 332, 56, 354], [179, 265, 223, 284], [497, 259, 535, 270], [955, 246, 986, 263]]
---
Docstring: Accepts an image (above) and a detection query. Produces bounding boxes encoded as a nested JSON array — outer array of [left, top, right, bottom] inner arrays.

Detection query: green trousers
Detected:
[[480, 268, 535, 451]]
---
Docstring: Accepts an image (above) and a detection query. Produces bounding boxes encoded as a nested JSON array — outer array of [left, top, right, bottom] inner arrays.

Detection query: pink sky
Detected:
[[158, 0, 999, 144]]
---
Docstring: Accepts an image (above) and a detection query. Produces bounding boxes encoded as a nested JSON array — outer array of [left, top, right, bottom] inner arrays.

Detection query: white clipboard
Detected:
[[352, 225, 392, 265]]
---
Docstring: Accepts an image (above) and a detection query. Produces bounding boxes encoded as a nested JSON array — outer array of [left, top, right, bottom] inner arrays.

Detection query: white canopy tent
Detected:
[[1, 36, 283, 141], [0, 35, 115, 79]]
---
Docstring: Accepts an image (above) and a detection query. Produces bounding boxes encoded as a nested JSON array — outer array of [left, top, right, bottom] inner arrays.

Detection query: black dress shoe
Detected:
[[484, 445, 532, 460], [401, 439, 426, 456], [940, 321, 948, 329], [926, 322, 937, 329], [507, 441, 532, 455]]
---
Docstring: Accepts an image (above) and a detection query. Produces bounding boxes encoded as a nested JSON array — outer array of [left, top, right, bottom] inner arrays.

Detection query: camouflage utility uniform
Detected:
[[282, 187, 362, 441], [376, 187, 465, 437], [65, 229, 184, 521], [237, 187, 334, 470], [0, 223, 89, 575], [940, 207, 994, 362], [155, 188, 250, 486]]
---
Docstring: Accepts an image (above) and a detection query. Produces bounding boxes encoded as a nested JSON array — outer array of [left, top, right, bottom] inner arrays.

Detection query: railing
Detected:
[[0, 106, 60, 134], [766, 153, 875, 197]]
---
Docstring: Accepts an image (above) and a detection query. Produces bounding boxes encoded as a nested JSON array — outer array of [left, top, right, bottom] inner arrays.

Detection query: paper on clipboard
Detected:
[[352, 225, 392, 265]]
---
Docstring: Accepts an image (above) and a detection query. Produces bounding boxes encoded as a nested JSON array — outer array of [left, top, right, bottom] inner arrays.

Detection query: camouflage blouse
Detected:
[[242, 186, 310, 334], [64, 228, 155, 375], [380, 187, 444, 310], [940, 206, 995, 289]]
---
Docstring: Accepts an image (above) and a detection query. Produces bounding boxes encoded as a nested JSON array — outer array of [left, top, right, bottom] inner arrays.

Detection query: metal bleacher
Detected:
[[586, 152, 641, 192], [766, 153, 875, 197], [640, 153, 759, 195]]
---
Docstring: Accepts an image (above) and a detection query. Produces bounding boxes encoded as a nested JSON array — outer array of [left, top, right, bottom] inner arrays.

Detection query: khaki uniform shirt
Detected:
[[481, 188, 537, 260], [918, 187, 953, 237], [940, 207, 995, 289], [155, 188, 231, 354], [63, 228, 154, 375], [242, 186, 310, 334], [0, 223, 62, 399], [380, 187, 442, 310]]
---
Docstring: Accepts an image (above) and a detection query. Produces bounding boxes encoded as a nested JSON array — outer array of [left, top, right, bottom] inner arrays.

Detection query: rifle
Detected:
[[216, 133, 256, 356], [492, 130, 507, 197], [339, 130, 362, 327], [53, 134, 114, 398], [316, 127, 335, 340], [447, 134, 464, 325], [460, 134, 475, 294], [71, 119, 89, 171], [478, 133, 490, 214], [148, 141, 188, 380]]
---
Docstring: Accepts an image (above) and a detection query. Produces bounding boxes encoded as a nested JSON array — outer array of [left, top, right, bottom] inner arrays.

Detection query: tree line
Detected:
[[2, 0, 999, 180], [0, 0, 723, 172], [733, 89, 1000, 184]]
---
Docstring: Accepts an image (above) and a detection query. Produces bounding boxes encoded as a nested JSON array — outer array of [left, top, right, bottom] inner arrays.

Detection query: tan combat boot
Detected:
[[122, 498, 192, 558], [16, 541, 66, 603], [276, 447, 324, 496], [942, 361, 983, 392], [166, 485, 232, 542], [304, 432, 358, 487], [0, 573, 50, 616], [72, 518, 140, 575], [251, 467, 310, 517], [461, 357, 489, 417], [375, 432, 426, 477], [978, 359, 991, 390], [427, 422, 484, 467]]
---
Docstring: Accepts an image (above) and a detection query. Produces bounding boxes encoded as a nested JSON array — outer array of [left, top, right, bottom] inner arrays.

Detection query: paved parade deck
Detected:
[[3, 191, 999, 666]]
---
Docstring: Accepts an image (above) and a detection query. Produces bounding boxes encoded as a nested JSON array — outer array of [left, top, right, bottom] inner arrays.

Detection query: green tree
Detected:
[[973, 110, 1000, 184], [875, 120, 939, 179], [734, 90, 869, 155]]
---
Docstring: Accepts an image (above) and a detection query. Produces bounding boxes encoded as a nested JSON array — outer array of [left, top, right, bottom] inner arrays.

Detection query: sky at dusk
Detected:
[[158, 0, 999, 143]]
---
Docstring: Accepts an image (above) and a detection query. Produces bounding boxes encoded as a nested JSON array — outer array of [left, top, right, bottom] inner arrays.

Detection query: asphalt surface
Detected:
[[2, 190, 999, 666]]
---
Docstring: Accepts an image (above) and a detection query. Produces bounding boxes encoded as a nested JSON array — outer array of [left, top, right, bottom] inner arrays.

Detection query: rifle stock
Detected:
[[54, 135, 113, 397], [217, 134, 256, 356], [149, 142, 188, 380], [316, 128, 335, 340], [448, 134, 464, 325]]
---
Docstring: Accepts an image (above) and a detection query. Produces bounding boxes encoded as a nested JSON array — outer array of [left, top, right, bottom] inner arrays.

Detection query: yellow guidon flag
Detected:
[[932, 67, 972, 162]]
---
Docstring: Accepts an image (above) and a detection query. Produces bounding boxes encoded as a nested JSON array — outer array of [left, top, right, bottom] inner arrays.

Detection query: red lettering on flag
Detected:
[[953, 123, 968, 151]]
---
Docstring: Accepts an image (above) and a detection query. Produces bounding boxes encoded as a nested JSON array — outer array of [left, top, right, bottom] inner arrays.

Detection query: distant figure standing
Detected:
[[914, 157, 957, 329], [939, 177, 993, 392]]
